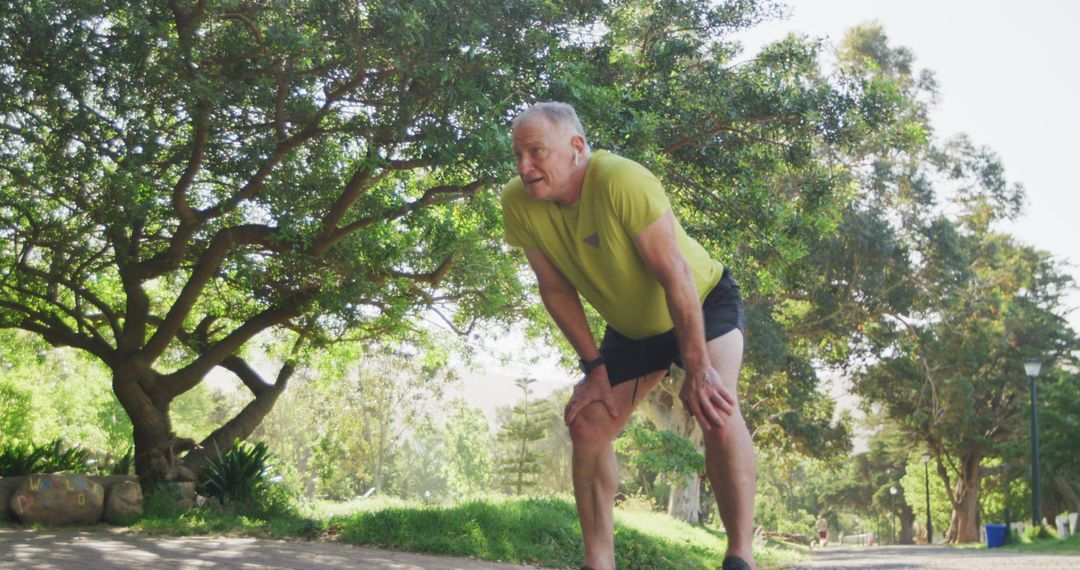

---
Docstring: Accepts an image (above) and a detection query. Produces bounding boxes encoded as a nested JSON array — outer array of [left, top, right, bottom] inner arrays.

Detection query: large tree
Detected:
[[0, 0, 597, 482], [853, 212, 1075, 542], [0, 0, 932, 486]]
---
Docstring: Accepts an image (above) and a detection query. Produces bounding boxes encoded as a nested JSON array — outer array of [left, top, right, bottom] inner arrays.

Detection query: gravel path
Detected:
[[0, 528, 551, 570], [792, 545, 1080, 569]]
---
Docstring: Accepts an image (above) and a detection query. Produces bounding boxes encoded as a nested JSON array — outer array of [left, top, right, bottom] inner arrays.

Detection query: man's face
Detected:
[[512, 115, 578, 203]]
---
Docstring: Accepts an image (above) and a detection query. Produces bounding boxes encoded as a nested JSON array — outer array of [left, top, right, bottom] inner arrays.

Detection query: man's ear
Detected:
[[571, 134, 586, 154]]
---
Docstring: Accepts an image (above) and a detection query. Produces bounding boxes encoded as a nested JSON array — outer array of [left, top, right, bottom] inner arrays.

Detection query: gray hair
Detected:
[[512, 102, 588, 140]]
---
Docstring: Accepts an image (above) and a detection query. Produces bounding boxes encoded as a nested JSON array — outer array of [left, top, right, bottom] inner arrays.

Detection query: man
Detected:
[[500, 102, 757, 570]]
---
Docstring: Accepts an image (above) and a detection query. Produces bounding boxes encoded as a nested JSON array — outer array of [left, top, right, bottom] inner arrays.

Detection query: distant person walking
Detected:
[[500, 101, 756, 570], [816, 514, 829, 546]]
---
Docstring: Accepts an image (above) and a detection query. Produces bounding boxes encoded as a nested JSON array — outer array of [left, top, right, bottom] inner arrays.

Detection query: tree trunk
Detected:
[[182, 378, 289, 473], [668, 473, 702, 523], [899, 505, 916, 545], [945, 452, 983, 543], [642, 370, 704, 523], [111, 354, 292, 485], [112, 361, 184, 487]]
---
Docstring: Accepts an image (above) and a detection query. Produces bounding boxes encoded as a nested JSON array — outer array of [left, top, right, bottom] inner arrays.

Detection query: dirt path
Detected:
[[0, 528, 554, 569]]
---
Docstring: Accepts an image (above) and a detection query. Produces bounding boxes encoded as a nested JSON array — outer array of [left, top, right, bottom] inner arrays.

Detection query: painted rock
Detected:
[[10, 473, 105, 525]]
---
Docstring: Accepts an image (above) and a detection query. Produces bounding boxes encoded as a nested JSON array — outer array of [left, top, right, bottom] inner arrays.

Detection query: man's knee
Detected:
[[568, 402, 620, 446], [700, 410, 751, 448]]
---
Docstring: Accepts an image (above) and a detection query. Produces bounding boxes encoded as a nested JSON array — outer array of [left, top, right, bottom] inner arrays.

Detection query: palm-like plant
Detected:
[[197, 439, 273, 504]]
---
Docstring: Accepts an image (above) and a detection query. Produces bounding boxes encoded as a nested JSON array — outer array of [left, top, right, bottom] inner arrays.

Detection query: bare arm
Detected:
[[524, 248, 617, 424], [632, 209, 734, 428]]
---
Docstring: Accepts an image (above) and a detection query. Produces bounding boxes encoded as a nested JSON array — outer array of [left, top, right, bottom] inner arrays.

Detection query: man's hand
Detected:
[[563, 369, 618, 426], [679, 366, 736, 430]]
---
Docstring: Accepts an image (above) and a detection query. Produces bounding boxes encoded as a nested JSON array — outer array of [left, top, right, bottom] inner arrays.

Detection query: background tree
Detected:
[[495, 377, 550, 495], [442, 399, 494, 498], [853, 215, 1075, 542]]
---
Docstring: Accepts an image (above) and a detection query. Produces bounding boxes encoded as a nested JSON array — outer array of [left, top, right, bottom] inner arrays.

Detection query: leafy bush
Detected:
[[197, 439, 296, 518], [0, 439, 91, 476], [1021, 523, 1058, 542], [141, 482, 190, 519], [0, 441, 47, 476], [110, 447, 135, 476]]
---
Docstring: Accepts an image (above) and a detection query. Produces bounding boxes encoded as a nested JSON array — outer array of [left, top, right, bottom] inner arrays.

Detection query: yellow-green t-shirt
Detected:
[[501, 150, 723, 339]]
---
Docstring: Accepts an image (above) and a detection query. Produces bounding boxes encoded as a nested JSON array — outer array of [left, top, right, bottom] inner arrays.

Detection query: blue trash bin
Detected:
[[985, 523, 1007, 548]]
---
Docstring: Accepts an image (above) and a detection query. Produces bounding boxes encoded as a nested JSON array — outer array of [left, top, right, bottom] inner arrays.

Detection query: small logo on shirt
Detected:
[[583, 233, 600, 248]]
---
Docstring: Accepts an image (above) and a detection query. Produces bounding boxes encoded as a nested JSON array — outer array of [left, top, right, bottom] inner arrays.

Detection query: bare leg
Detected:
[[700, 329, 756, 568], [569, 369, 667, 570]]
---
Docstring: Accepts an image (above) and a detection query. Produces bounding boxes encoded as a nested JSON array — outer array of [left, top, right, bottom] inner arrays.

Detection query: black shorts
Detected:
[[599, 267, 744, 386]]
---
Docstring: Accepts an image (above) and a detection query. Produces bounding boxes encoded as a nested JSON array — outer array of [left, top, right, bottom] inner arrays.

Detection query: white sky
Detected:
[[459, 0, 1080, 420]]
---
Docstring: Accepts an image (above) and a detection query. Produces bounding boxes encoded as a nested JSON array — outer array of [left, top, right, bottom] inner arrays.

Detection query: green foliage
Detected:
[[0, 381, 33, 443], [110, 447, 135, 476], [0, 439, 90, 476], [0, 332, 132, 455], [616, 422, 704, 479], [495, 378, 551, 494], [197, 438, 295, 517], [1004, 530, 1080, 554], [0, 441, 48, 476], [251, 345, 452, 500], [1020, 523, 1058, 542], [442, 400, 493, 498], [141, 482, 192, 520]]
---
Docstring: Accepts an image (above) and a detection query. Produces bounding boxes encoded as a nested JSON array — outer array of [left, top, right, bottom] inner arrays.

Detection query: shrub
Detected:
[[0, 439, 91, 476], [0, 441, 46, 476], [197, 438, 296, 518], [109, 447, 135, 476], [1021, 523, 1058, 542]]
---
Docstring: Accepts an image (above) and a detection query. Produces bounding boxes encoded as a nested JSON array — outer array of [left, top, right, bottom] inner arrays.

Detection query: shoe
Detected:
[[721, 555, 752, 570]]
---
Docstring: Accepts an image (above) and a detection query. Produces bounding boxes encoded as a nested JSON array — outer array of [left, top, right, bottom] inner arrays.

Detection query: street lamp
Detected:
[[890, 486, 899, 545], [922, 453, 933, 544], [1025, 357, 1042, 527]]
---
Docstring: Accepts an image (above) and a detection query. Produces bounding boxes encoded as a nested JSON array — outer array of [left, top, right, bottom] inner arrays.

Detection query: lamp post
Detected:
[[922, 453, 933, 544], [890, 486, 899, 545], [1025, 357, 1042, 527]]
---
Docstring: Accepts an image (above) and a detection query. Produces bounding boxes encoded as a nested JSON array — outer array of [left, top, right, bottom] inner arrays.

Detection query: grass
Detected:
[[1001, 530, 1080, 554], [117, 493, 801, 569]]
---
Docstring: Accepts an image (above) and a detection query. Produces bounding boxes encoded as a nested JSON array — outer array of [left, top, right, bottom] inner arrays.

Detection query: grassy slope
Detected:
[[126, 495, 800, 569], [331, 495, 800, 569]]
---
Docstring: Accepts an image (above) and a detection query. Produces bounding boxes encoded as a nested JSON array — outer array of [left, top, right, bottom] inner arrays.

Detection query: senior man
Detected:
[[500, 101, 757, 570]]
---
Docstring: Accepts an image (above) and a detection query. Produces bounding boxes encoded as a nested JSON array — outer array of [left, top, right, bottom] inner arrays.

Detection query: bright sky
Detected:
[[458, 0, 1080, 420]]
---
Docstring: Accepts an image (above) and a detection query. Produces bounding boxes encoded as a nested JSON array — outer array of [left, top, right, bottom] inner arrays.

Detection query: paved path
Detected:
[[793, 545, 1080, 569], [0, 528, 550, 570]]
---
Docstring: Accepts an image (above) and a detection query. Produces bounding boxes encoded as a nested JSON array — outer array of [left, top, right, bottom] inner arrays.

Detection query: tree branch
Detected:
[[13, 262, 121, 340], [1, 301, 113, 362], [325, 180, 484, 249], [142, 224, 277, 361], [161, 288, 316, 398]]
